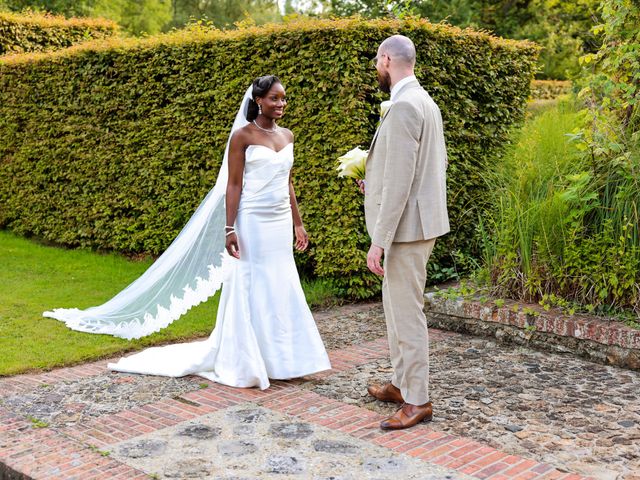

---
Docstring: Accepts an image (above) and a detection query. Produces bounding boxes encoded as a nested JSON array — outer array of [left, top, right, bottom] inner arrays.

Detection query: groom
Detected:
[[362, 35, 449, 430]]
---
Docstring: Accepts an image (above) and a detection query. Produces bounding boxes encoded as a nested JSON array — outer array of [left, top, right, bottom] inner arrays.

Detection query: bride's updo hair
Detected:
[[246, 75, 282, 122]]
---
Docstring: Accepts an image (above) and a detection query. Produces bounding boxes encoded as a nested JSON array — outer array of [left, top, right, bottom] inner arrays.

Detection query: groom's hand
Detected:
[[367, 244, 384, 276]]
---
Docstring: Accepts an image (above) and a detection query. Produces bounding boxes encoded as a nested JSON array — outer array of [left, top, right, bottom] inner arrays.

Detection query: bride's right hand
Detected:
[[226, 233, 240, 259]]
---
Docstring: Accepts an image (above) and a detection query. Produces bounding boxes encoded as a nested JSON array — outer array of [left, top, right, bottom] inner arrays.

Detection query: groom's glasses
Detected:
[[372, 53, 389, 67]]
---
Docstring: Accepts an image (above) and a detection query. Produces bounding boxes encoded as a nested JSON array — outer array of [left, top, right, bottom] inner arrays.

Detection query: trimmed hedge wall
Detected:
[[0, 11, 117, 55], [530, 79, 572, 100], [0, 18, 539, 298]]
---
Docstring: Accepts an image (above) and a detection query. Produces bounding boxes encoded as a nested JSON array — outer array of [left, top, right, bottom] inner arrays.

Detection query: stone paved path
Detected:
[[1, 302, 637, 479]]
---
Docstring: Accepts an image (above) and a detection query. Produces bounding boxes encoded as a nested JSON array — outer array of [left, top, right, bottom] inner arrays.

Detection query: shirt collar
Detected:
[[390, 75, 417, 102]]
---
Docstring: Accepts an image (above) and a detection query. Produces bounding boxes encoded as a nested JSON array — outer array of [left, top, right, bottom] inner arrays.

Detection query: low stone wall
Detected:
[[425, 293, 640, 371]]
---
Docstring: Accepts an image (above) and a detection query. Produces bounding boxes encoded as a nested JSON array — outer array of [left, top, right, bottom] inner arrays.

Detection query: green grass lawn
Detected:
[[0, 230, 341, 376]]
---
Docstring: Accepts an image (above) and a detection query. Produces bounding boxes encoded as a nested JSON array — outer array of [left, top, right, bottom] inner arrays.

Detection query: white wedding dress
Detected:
[[107, 142, 331, 389]]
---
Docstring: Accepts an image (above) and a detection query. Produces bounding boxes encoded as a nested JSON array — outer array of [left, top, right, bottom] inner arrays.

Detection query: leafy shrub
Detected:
[[0, 17, 538, 298]]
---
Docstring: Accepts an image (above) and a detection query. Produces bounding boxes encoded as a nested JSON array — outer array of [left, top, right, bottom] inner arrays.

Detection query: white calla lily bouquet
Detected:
[[336, 146, 368, 180]]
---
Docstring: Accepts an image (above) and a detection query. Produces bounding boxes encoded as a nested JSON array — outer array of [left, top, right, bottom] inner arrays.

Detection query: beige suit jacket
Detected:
[[364, 80, 450, 250]]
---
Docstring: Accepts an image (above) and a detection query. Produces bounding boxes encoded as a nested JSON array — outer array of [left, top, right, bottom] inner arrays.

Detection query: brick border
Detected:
[[425, 293, 640, 370], [0, 407, 147, 480], [0, 360, 111, 398]]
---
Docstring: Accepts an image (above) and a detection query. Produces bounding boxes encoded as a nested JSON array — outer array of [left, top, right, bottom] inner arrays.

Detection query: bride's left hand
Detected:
[[294, 225, 309, 251]]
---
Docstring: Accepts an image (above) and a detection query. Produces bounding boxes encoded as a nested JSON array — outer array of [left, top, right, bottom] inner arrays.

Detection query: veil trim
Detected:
[[44, 259, 228, 340]]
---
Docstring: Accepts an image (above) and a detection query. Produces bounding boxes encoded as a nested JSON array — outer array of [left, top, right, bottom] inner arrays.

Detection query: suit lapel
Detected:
[[368, 80, 421, 154], [368, 107, 392, 151]]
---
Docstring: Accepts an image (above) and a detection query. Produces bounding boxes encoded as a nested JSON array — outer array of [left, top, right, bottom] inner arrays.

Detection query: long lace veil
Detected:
[[43, 86, 253, 340]]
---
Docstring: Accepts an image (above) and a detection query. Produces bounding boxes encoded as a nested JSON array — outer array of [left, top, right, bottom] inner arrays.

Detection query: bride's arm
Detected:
[[225, 133, 246, 259], [289, 170, 309, 252]]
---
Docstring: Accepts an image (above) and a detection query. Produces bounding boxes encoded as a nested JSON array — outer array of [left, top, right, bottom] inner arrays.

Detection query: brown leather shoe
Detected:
[[367, 383, 404, 403], [380, 402, 433, 430]]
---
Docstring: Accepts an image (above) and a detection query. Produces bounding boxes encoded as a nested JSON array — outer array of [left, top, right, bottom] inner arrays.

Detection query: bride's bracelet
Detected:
[[225, 229, 236, 236], [224, 225, 235, 230]]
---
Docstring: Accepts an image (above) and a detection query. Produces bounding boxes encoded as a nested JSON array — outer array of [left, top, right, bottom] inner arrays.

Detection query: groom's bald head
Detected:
[[378, 35, 416, 67]]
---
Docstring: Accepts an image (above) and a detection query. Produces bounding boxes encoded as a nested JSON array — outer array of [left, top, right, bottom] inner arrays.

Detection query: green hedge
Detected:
[[530, 79, 572, 100], [0, 11, 118, 55], [0, 18, 539, 298]]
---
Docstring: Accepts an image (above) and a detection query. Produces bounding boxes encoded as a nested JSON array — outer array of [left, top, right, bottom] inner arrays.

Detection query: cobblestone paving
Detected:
[[1, 374, 203, 427], [302, 313, 640, 480], [110, 403, 470, 479], [314, 302, 386, 350]]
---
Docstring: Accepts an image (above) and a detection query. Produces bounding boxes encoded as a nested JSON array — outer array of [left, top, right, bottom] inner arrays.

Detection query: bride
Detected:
[[43, 75, 331, 389]]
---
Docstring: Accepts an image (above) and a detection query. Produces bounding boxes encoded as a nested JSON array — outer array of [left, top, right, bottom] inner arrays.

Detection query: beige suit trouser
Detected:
[[382, 238, 436, 406]]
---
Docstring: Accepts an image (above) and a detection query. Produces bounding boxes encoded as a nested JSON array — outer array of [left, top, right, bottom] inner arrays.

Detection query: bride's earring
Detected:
[[258, 104, 262, 115]]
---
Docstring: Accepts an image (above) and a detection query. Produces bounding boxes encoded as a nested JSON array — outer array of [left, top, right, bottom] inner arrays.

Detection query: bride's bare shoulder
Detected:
[[230, 125, 254, 146]]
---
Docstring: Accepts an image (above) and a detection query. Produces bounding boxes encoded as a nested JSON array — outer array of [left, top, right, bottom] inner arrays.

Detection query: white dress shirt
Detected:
[[390, 75, 417, 102]]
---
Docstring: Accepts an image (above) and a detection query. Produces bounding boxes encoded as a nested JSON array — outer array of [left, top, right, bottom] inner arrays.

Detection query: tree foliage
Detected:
[[0, 0, 281, 34], [325, 0, 600, 79], [580, 0, 639, 132], [0, 0, 173, 34], [0, 0, 602, 77], [168, 0, 280, 30]]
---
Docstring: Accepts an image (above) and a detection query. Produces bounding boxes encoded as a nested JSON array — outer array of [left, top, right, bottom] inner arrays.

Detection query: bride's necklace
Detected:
[[252, 120, 279, 133]]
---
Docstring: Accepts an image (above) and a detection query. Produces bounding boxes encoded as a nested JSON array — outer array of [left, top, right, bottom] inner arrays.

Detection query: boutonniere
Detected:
[[380, 100, 393, 119]]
